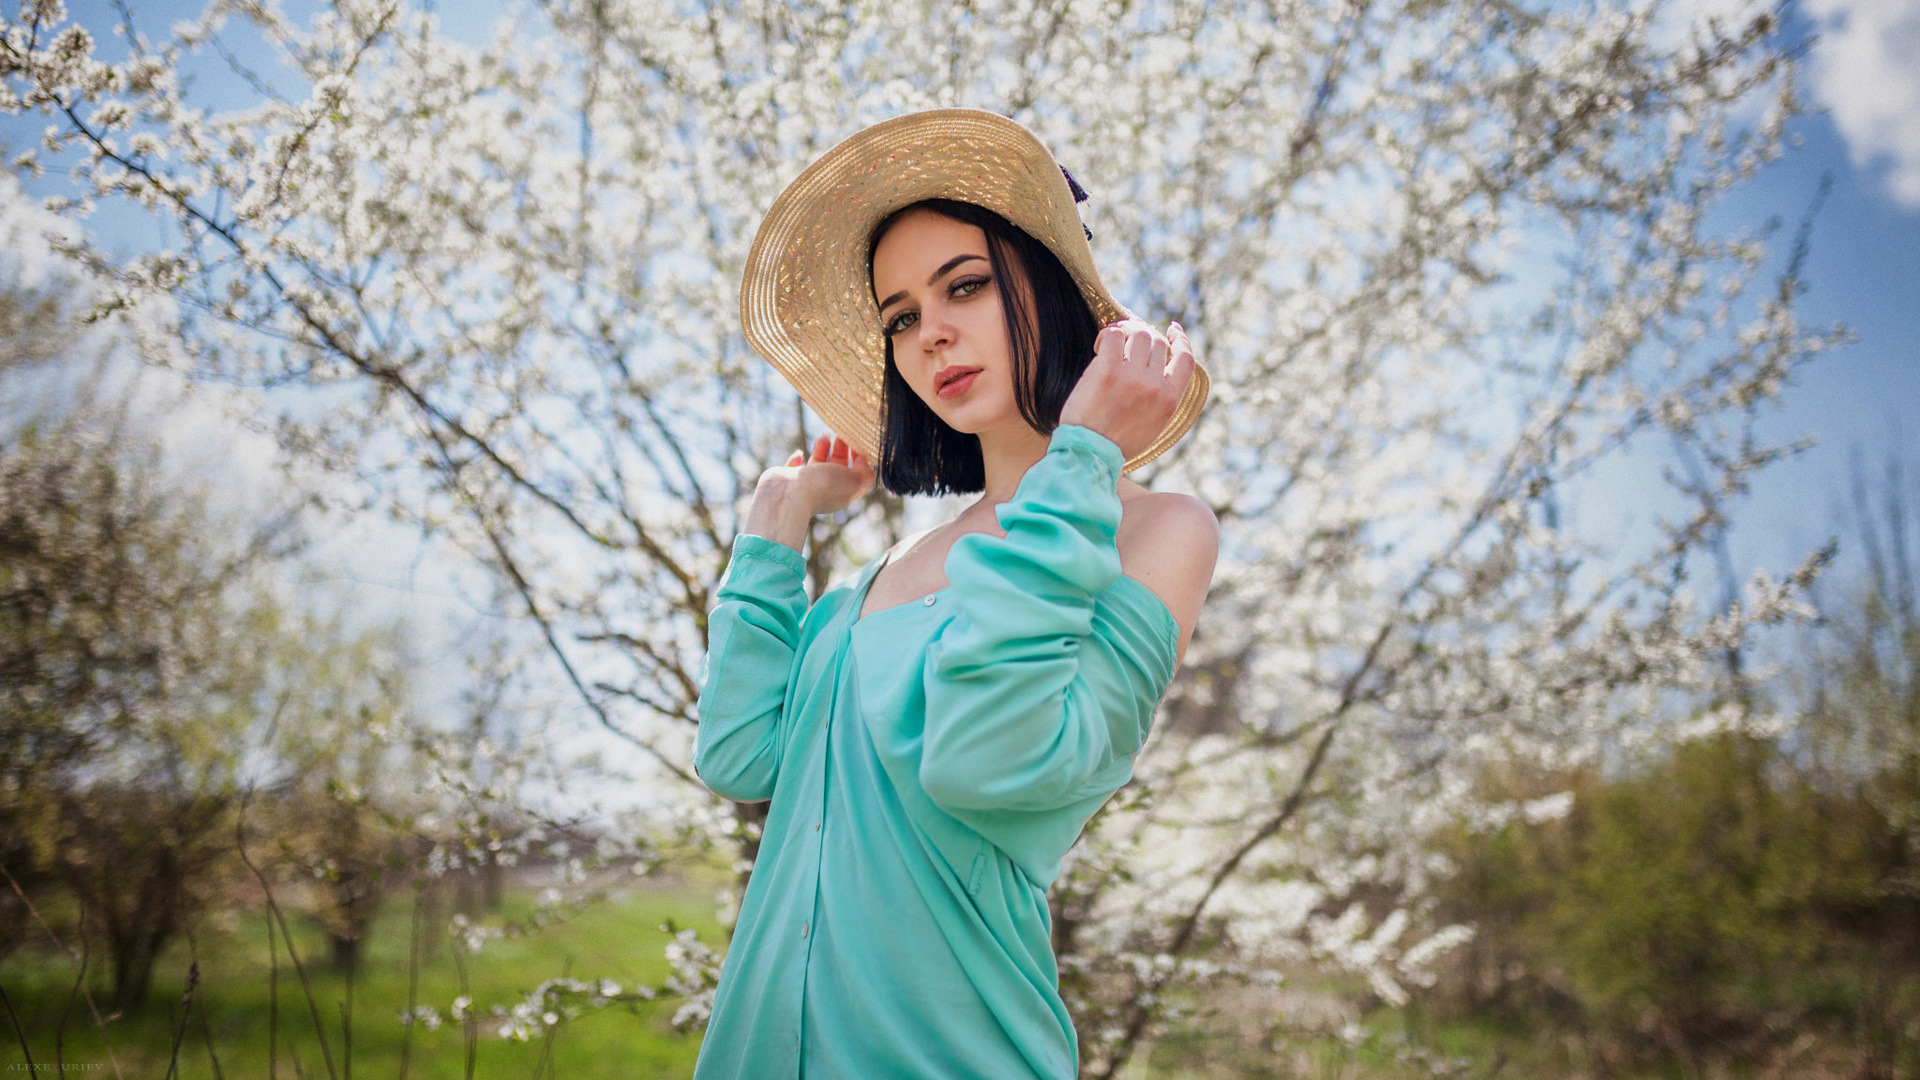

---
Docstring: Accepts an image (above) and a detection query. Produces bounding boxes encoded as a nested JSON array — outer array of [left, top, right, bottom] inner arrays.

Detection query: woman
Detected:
[[693, 109, 1218, 1078]]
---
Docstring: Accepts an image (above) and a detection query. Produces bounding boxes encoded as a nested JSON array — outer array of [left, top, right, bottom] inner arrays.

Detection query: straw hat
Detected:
[[739, 108, 1209, 475]]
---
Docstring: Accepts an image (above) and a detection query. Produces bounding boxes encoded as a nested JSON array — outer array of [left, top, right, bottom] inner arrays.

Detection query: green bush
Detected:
[[1434, 732, 1920, 1074]]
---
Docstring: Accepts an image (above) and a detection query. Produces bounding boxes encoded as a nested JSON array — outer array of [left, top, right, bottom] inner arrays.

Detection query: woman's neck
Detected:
[[970, 417, 1123, 512], [970, 419, 1049, 509]]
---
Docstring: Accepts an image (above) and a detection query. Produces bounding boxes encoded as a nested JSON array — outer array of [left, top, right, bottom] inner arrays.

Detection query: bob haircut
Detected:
[[865, 198, 1102, 497]]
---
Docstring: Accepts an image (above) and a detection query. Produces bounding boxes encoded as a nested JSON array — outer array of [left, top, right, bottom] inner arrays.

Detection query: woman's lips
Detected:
[[937, 369, 980, 398]]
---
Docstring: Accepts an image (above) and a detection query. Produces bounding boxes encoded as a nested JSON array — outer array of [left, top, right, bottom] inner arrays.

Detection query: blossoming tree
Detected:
[[2, 0, 1833, 1070]]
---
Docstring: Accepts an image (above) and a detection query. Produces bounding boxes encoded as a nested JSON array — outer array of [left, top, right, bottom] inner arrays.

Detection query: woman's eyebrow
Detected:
[[876, 253, 989, 315]]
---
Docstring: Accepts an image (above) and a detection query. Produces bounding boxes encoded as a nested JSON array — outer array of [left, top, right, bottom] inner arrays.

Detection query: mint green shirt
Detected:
[[690, 424, 1179, 1079]]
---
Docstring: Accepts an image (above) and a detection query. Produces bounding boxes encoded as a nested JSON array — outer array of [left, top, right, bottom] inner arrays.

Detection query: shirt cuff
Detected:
[[729, 532, 806, 578], [1048, 423, 1126, 479]]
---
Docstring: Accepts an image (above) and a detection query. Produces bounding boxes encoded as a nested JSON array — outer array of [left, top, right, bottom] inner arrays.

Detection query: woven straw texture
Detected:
[[740, 108, 1209, 475]]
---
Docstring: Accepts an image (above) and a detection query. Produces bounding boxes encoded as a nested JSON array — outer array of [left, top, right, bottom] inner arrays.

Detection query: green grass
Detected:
[[0, 877, 726, 1080], [1119, 981, 1902, 1080], [9, 884, 1900, 1080]]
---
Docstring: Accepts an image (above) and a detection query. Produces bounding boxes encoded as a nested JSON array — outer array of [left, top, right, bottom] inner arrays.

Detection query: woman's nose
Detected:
[[915, 308, 954, 352]]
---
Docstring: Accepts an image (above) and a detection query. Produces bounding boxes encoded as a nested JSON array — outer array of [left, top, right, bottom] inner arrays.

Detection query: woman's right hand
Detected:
[[758, 432, 875, 515], [745, 432, 874, 553]]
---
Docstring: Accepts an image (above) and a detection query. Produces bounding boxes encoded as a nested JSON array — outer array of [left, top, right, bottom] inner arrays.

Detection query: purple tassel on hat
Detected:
[[1061, 167, 1089, 203], [1061, 166, 1093, 241]]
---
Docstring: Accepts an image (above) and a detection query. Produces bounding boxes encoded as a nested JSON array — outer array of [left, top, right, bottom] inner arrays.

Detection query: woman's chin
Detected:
[[934, 407, 1005, 437], [925, 398, 981, 430], [959, 414, 1045, 445], [924, 387, 1025, 438]]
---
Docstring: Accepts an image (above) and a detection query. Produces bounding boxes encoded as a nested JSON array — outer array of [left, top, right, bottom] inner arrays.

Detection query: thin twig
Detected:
[[399, 888, 421, 1080], [1, 983, 35, 1070], [163, 961, 198, 1080], [341, 890, 354, 1080], [452, 939, 477, 1080], [0, 864, 124, 1080], [181, 920, 225, 1080], [55, 900, 87, 1070], [236, 794, 339, 1080], [195, 978, 226, 1080], [268, 904, 279, 1080]]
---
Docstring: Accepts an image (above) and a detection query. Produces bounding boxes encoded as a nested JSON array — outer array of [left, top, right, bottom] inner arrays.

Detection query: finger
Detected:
[[1166, 337, 1197, 394], [1123, 326, 1157, 368], [812, 432, 832, 462], [1149, 331, 1170, 374], [787, 449, 806, 466], [1163, 326, 1188, 371], [829, 434, 847, 465]]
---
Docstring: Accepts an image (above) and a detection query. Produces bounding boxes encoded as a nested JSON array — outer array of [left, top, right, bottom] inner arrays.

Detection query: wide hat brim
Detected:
[[740, 108, 1209, 475]]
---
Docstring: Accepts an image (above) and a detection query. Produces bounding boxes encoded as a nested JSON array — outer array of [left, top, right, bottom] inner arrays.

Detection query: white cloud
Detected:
[[0, 172, 80, 292], [1802, 0, 1920, 207]]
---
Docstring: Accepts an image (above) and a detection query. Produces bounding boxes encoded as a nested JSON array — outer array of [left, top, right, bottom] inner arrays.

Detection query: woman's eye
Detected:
[[883, 310, 918, 336], [951, 275, 989, 298]]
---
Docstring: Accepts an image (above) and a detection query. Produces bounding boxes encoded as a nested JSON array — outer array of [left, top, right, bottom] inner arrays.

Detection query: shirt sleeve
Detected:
[[694, 532, 809, 802], [918, 423, 1178, 815]]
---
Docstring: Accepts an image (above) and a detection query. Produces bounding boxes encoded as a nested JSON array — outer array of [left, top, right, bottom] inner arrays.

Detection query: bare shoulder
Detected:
[[1115, 489, 1219, 670]]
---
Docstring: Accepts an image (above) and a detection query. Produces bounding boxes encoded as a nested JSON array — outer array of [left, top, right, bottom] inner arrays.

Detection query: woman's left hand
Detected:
[[1057, 318, 1196, 463]]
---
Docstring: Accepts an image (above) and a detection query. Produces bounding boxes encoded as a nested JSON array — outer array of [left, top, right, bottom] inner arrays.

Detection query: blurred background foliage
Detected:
[[1432, 731, 1917, 1074], [0, 264, 429, 1014]]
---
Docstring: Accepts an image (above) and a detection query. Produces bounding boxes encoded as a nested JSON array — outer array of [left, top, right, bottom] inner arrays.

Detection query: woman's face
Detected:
[[871, 208, 1029, 437]]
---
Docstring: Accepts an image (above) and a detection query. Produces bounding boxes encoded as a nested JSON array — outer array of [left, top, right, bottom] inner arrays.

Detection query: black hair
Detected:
[[865, 198, 1102, 497]]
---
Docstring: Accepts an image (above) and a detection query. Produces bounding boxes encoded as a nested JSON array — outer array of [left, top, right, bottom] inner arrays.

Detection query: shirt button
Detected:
[[814, 819, 821, 832], [801, 921, 809, 938], [924, 594, 937, 606]]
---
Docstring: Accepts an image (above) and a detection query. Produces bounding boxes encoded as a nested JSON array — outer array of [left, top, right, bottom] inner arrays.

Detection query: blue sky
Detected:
[[1705, 0, 1920, 596], [1717, 68, 1920, 587]]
